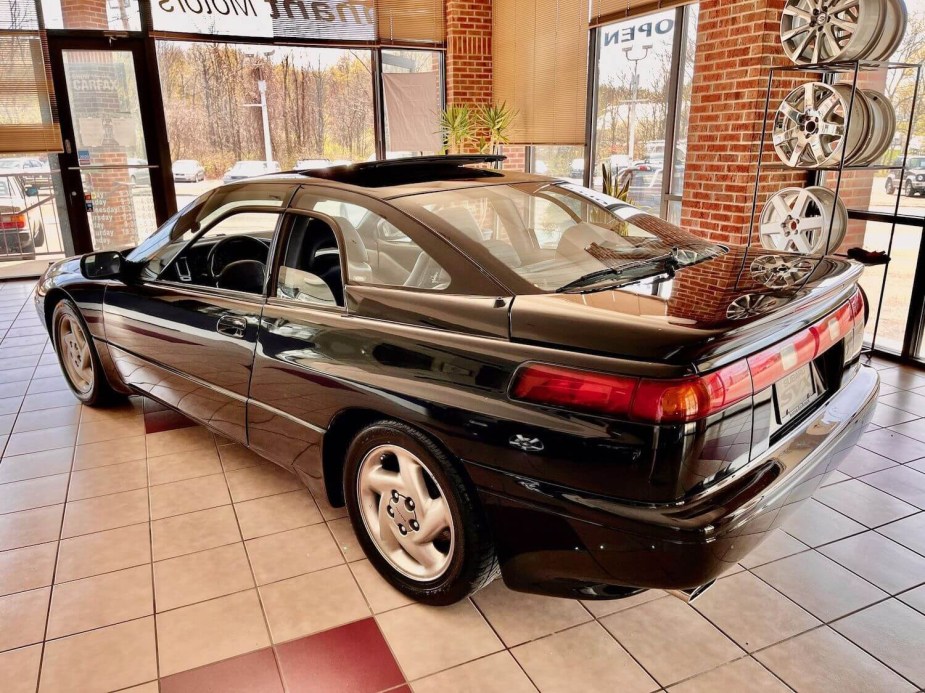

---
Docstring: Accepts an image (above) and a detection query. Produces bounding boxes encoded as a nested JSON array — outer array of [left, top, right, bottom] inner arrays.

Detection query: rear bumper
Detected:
[[472, 364, 879, 599]]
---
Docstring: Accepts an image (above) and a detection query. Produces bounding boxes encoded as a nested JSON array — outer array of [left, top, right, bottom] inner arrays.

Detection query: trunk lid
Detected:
[[509, 247, 863, 370]]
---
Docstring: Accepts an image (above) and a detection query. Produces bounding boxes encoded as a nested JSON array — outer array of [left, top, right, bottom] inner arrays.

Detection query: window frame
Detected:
[[267, 209, 352, 314], [145, 205, 287, 301], [290, 184, 506, 298], [584, 3, 697, 219]]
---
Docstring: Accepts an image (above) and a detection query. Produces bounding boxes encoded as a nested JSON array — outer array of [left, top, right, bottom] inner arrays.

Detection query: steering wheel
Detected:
[[206, 235, 268, 282]]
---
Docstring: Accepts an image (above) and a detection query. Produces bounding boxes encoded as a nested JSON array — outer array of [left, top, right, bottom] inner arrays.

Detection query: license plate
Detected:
[[774, 363, 822, 425]]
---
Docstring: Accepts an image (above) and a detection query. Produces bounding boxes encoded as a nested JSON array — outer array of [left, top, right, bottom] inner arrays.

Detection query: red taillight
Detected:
[[511, 290, 865, 424], [631, 361, 752, 423], [0, 214, 26, 230], [510, 361, 752, 424], [510, 364, 638, 417]]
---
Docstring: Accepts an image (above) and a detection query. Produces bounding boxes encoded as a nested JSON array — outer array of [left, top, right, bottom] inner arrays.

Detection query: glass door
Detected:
[[48, 36, 174, 253]]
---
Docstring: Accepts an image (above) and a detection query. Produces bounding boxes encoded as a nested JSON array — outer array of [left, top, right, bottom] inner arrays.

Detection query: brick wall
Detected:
[[59, 0, 108, 29], [679, 0, 812, 247], [446, 0, 492, 106]]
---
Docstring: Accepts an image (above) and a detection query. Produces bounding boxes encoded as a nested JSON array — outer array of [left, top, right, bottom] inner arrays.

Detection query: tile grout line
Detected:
[[143, 426, 162, 689], [212, 432, 288, 693], [465, 592, 543, 692]]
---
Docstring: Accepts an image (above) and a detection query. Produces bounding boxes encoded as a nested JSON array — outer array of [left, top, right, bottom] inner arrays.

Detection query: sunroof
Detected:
[[291, 155, 507, 187]]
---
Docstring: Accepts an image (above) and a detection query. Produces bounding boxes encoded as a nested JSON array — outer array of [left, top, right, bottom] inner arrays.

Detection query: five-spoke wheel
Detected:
[[52, 299, 120, 406], [357, 444, 455, 581], [345, 420, 498, 605]]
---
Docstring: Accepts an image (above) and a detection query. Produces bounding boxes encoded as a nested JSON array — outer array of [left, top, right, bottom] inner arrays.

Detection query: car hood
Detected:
[[509, 246, 863, 369]]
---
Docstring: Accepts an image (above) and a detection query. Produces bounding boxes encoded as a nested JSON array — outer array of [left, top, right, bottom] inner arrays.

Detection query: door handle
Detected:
[[217, 315, 248, 339]]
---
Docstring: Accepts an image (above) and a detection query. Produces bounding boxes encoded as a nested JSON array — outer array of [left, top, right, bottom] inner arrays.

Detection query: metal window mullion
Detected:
[[373, 48, 386, 160], [660, 4, 686, 219], [583, 26, 600, 189]]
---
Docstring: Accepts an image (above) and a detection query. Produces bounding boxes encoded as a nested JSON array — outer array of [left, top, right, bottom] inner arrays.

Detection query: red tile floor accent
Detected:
[[160, 648, 284, 693], [160, 620, 406, 693], [276, 618, 405, 693]]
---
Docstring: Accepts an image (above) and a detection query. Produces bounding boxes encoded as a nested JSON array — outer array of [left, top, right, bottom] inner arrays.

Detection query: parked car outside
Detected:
[[37, 155, 877, 607], [223, 160, 281, 183], [0, 175, 45, 258], [127, 158, 151, 186], [885, 155, 925, 196], [0, 157, 51, 187], [295, 158, 333, 170], [172, 159, 206, 182]]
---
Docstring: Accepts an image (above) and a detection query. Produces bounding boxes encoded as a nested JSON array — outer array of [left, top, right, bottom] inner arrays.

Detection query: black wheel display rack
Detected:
[[746, 58, 923, 354]]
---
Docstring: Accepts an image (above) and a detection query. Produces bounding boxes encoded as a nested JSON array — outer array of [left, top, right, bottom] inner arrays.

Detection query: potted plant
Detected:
[[438, 105, 475, 154], [476, 102, 518, 160]]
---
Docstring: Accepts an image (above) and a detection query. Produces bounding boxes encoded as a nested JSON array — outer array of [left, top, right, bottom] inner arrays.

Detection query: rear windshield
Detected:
[[0, 181, 9, 197], [396, 182, 724, 292]]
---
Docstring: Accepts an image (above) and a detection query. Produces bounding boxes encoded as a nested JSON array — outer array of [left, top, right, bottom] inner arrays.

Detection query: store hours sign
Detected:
[[152, 0, 376, 41]]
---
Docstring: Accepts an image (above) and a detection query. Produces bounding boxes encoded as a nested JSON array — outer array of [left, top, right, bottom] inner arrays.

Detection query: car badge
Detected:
[[509, 434, 544, 453]]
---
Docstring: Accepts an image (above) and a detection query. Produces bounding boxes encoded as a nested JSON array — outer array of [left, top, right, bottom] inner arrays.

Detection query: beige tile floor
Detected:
[[0, 279, 924, 692]]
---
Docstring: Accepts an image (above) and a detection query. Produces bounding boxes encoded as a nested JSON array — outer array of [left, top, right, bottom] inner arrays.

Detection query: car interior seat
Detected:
[[282, 216, 372, 306], [439, 207, 522, 268]]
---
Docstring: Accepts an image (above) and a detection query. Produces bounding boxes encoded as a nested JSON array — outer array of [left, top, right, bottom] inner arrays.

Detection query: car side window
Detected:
[[276, 215, 345, 307], [160, 211, 279, 294], [295, 193, 452, 291], [134, 183, 290, 279]]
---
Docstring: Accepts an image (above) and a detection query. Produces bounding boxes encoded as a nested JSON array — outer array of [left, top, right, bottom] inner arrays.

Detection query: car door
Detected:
[[104, 183, 295, 442], [248, 187, 507, 488]]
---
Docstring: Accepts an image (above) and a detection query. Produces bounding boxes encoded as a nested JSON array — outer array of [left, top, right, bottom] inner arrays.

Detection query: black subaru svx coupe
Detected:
[[37, 155, 878, 605]]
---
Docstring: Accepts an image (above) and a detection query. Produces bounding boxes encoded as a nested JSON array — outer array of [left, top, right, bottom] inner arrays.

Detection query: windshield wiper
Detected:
[[556, 248, 685, 294]]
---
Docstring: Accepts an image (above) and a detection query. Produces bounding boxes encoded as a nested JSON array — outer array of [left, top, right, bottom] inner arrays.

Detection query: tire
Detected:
[[344, 420, 499, 606], [33, 223, 45, 249], [52, 299, 121, 406], [904, 180, 914, 197], [885, 179, 895, 195]]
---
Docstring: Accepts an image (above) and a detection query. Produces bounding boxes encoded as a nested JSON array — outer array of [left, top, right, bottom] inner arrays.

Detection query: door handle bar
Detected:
[[217, 315, 248, 339]]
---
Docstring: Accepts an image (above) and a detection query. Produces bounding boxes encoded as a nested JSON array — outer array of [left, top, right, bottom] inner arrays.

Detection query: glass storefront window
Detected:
[[854, 221, 922, 354], [591, 6, 698, 219], [671, 5, 698, 199], [382, 49, 443, 158], [531, 146, 584, 182], [156, 42, 375, 209]]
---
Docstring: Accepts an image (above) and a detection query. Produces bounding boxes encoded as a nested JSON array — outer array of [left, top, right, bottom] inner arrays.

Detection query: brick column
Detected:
[[445, 0, 492, 107], [680, 0, 809, 247], [59, 0, 108, 28], [445, 0, 497, 157]]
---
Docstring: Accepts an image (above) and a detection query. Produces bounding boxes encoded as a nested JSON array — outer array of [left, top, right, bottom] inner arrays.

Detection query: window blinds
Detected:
[[493, 0, 589, 145], [0, 32, 62, 154], [590, 0, 690, 28], [377, 0, 446, 45]]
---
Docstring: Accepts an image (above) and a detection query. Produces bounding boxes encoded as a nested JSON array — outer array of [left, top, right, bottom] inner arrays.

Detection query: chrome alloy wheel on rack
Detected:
[[854, 89, 897, 165], [759, 186, 848, 254], [856, 0, 908, 62], [780, 0, 887, 64], [830, 84, 875, 165], [750, 254, 817, 289], [772, 82, 867, 168]]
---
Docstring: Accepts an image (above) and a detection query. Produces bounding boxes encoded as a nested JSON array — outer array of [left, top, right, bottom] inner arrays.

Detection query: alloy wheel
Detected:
[[759, 186, 847, 254], [357, 444, 455, 581], [57, 314, 94, 394], [773, 82, 864, 168], [780, 0, 887, 65]]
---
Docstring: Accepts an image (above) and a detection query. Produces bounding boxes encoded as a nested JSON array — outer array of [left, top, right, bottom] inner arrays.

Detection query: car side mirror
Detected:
[[24, 186, 38, 197], [80, 251, 124, 280]]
